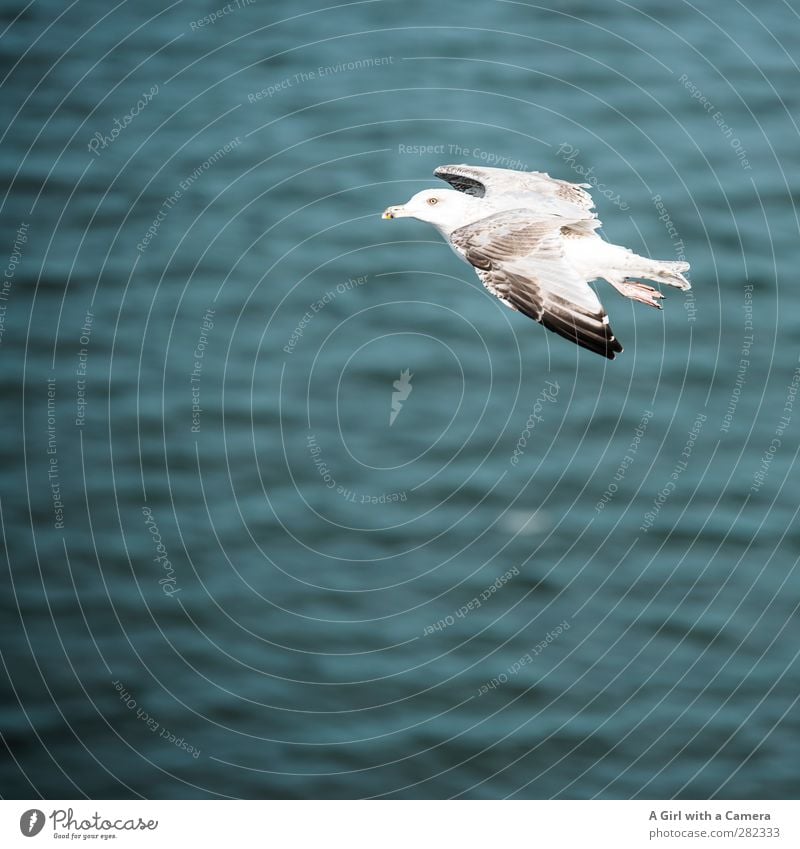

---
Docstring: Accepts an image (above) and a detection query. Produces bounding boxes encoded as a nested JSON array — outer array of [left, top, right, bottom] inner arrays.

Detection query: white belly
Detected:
[[563, 233, 629, 282]]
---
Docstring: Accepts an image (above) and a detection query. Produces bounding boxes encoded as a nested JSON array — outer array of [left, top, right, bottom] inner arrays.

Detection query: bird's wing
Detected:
[[434, 163, 600, 233], [449, 209, 623, 359]]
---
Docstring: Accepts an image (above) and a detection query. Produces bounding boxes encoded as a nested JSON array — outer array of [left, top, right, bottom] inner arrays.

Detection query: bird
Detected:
[[382, 164, 691, 359]]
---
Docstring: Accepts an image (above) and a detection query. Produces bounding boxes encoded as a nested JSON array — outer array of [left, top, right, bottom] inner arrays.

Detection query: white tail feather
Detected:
[[622, 256, 691, 290]]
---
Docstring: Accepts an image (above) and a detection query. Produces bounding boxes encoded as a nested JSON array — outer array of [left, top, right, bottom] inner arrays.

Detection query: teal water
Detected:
[[1, 0, 799, 799]]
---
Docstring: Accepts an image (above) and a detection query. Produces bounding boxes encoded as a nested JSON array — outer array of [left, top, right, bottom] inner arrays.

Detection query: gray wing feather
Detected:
[[434, 163, 600, 233], [450, 209, 623, 359]]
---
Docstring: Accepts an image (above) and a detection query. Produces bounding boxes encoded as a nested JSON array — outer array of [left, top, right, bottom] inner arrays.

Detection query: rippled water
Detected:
[[1, 0, 799, 799]]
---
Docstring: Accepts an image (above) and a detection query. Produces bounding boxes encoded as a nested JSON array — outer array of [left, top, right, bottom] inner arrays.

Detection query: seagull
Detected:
[[382, 164, 691, 359]]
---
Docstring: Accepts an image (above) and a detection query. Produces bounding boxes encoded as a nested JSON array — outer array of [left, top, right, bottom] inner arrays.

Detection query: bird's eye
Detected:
[[427, 197, 439, 205]]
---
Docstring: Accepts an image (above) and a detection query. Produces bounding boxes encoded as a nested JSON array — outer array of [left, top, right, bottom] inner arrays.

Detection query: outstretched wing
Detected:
[[450, 209, 623, 359], [434, 163, 600, 233]]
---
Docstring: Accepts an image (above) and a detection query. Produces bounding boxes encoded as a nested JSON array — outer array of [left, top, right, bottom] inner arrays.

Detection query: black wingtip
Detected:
[[605, 337, 624, 360], [539, 308, 623, 360]]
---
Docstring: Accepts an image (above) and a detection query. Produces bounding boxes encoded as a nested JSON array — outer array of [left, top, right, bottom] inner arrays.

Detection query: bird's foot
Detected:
[[611, 280, 664, 309]]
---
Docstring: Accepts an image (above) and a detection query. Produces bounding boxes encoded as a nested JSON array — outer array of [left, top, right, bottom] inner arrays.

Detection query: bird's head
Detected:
[[382, 189, 483, 233]]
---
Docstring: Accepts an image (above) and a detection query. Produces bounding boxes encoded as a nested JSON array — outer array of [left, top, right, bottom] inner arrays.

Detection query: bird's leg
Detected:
[[608, 279, 664, 310]]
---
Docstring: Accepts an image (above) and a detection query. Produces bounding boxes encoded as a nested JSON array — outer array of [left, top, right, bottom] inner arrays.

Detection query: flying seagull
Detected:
[[382, 164, 690, 359]]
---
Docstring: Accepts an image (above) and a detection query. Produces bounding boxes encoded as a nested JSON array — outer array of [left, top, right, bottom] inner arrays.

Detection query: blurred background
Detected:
[[1, 0, 798, 799]]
